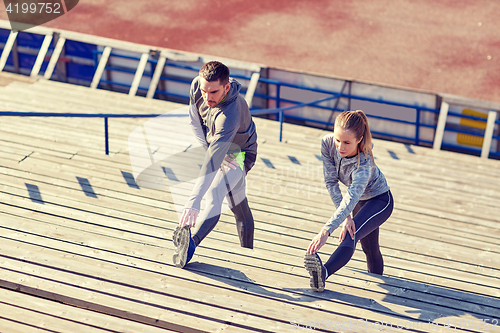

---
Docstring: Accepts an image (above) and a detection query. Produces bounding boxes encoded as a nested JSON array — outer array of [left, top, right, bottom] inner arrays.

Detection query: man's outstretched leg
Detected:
[[230, 197, 254, 249], [173, 164, 244, 267]]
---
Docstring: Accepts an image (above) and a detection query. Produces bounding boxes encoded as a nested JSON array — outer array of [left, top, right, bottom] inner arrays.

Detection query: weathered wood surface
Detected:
[[0, 77, 499, 332]]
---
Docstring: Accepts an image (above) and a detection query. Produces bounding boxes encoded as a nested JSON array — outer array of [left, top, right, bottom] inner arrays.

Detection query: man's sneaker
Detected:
[[172, 226, 195, 268], [304, 253, 328, 292]]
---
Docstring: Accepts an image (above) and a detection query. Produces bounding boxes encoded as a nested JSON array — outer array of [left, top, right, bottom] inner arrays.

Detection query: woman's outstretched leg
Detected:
[[324, 191, 392, 276]]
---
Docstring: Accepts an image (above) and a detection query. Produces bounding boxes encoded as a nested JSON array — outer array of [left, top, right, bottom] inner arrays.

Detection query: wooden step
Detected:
[[0, 75, 499, 332]]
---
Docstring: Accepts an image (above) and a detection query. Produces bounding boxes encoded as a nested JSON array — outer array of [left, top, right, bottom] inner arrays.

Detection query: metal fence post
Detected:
[[276, 84, 282, 142], [415, 108, 420, 146], [279, 110, 283, 142], [105, 117, 109, 155], [433, 101, 449, 150], [481, 110, 497, 159]]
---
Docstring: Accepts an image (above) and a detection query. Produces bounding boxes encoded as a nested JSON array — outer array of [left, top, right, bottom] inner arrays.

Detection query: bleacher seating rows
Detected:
[[0, 73, 499, 332]]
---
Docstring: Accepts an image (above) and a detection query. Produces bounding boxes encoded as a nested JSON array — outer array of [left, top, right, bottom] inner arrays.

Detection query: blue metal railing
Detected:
[[92, 51, 439, 146], [250, 95, 340, 142], [254, 76, 441, 146], [0, 96, 338, 154], [88, 51, 500, 157], [0, 111, 164, 155]]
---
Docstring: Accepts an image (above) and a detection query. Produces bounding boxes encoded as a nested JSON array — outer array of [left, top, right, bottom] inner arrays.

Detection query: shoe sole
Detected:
[[304, 253, 325, 292], [172, 226, 190, 268]]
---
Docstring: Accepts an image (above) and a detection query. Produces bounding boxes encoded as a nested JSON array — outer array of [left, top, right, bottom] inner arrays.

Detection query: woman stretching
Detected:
[[305, 110, 393, 292]]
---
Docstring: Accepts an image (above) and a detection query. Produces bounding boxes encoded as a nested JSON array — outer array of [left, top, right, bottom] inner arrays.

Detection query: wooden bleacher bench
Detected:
[[0, 74, 499, 332]]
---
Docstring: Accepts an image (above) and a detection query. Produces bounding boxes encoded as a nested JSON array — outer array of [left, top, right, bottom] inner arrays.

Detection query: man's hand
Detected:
[[339, 216, 355, 242], [307, 229, 330, 254], [222, 153, 239, 171], [179, 208, 199, 228]]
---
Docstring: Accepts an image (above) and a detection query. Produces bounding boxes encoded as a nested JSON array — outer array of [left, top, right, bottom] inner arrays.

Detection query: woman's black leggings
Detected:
[[324, 190, 393, 276]]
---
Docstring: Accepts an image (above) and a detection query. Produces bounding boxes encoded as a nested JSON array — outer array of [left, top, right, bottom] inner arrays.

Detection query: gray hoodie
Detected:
[[184, 76, 257, 212], [321, 133, 390, 234]]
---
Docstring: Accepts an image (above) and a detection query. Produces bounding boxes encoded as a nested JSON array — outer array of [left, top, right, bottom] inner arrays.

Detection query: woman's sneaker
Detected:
[[304, 253, 328, 292], [172, 226, 195, 268]]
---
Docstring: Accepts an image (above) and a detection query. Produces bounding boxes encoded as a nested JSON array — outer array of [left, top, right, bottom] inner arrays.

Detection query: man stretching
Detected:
[[172, 61, 258, 268]]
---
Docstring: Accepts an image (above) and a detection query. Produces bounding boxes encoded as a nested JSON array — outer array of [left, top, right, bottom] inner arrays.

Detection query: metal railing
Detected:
[[90, 53, 441, 146], [0, 111, 163, 155], [254, 76, 440, 146], [89, 51, 500, 156], [433, 103, 500, 159], [1, 26, 499, 159]]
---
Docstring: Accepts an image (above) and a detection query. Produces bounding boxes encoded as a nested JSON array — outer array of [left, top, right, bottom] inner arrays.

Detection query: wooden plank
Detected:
[[0, 153, 496, 320], [0, 222, 494, 333], [0, 31, 17, 71], [2, 116, 496, 195], [0, 138, 75, 159], [129, 52, 150, 96], [0, 90, 167, 116], [0, 113, 144, 140], [4, 153, 499, 253], [0, 318, 49, 333], [8, 79, 179, 109], [0, 215, 492, 333], [244, 72, 260, 108], [90, 46, 112, 89], [481, 110, 498, 159], [146, 54, 166, 99], [368, 136, 500, 171], [389, 211, 500, 243], [0, 117, 130, 150], [0, 269, 219, 333], [0, 134, 88, 158], [0, 238, 368, 333], [1, 178, 499, 299], [0, 149, 32, 163], [1, 80, 500, 333], [0, 72, 37, 86], [30, 34, 53, 77], [43, 36, 66, 80], [0, 161, 496, 300], [0, 289, 174, 333], [0, 120, 106, 153], [3, 146, 499, 252], [2, 148, 496, 256]]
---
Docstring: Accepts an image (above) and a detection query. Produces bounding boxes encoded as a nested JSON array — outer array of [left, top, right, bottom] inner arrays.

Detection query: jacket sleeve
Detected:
[[322, 136, 342, 209], [322, 160, 372, 235], [188, 80, 209, 149], [183, 108, 240, 212], [189, 104, 208, 149]]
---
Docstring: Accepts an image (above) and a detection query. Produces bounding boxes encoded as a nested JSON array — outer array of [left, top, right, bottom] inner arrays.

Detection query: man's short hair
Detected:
[[199, 61, 230, 85]]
